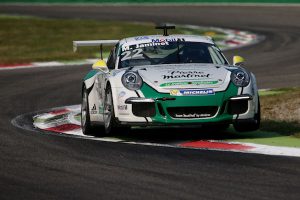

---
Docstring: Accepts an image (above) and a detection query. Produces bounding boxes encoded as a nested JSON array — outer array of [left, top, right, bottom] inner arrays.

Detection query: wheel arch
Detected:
[[104, 79, 120, 120], [250, 72, 259, 113], [81, 83, 86, 97]]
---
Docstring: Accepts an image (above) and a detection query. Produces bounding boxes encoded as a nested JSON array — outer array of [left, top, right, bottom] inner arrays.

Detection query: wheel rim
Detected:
[[81, 91, 87, 128], [104, 91, 112, 129]]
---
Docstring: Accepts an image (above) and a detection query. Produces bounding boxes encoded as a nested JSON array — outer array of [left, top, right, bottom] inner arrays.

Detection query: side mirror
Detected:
[[233, 55, 245, 66], [92, 59, 109, 73]]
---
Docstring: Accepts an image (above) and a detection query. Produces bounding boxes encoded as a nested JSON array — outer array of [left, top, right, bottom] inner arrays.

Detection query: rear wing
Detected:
[[73, 40, 119, 59]]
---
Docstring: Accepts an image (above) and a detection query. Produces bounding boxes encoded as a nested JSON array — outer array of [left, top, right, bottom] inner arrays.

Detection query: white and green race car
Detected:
[[74, 26, 260, 136]]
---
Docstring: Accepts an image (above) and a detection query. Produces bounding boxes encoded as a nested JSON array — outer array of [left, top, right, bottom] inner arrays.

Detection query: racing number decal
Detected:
[[121, 49, 143, 61]]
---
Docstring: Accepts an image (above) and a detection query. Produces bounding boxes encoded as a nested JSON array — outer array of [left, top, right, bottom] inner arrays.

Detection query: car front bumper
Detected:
[[115, 82, 257, 125]]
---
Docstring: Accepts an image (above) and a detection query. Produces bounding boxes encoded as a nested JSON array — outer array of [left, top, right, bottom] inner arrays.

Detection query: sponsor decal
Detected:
[[91, 104, 97, 114], [135, 36, 150, 40], [121, 38, 185, 52], [170, 89, 180, 96], [118, 91, 126, 99], [135, 41, 169, 49], [170, 89, 214, 96], [160, 81, 218, 87], [111, 70, 122, 76], [162, 71, 211, 80], [122, 42, 167, 52], [151, 38, 185, 43], [175, 113, 212, 118], [118, 105, 128, 111], [121, 45, 130, 52]]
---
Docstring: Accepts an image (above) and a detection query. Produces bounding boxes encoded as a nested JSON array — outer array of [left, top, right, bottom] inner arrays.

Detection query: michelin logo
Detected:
[[170, 89, 214, 96]]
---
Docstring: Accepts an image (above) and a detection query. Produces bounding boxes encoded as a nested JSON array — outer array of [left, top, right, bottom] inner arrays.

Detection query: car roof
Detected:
[[119, 34, 214, 46]]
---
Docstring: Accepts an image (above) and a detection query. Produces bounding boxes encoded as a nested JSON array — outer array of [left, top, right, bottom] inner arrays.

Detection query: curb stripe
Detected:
[[0, 63, 33, 68], [180, 140, 254, 151], [49, 108, 70, 115], [45, 124, 81, 133]]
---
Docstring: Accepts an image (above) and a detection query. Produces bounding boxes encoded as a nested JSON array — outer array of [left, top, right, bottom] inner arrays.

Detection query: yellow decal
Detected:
[[92, 60, 107, 70], [170, 89, 180, 96], [233, 55, 245, 66]]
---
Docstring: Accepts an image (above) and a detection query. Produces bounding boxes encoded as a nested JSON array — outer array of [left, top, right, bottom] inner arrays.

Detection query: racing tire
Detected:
[[81, 85, 104, 136], [81, 85, 94, 135], [103, 85, 129, 135], [233, 97, 261, 132]]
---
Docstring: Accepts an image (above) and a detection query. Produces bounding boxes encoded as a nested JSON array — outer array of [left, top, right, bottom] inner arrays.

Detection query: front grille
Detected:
[[167, 106, 218, 119]]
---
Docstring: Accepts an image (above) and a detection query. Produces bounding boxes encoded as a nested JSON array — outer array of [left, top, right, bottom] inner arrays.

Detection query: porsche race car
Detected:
[[73, 25, 260, 136]]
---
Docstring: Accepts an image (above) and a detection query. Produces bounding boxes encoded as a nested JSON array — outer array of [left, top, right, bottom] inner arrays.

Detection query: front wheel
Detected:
[[103, 86, 125, 135], [81, 85, 104, 136], [81, 86, 94, 135]]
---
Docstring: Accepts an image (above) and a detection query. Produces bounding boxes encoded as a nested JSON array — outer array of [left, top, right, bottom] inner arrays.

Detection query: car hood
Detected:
[[136, 63, 231, 92]]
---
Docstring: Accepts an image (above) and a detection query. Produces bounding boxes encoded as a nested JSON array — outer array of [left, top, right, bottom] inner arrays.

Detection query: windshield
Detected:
[[118, 41, 228, 68]]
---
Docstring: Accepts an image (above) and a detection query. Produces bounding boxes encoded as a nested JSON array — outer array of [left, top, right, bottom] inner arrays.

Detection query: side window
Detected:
[[208, 46, 228, 65], [106, 43, 120, 69], [106, 49, 115, 69]]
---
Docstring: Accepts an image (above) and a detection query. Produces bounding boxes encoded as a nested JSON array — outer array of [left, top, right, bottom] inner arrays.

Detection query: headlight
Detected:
[[230, 69, 250, 87], [121, 71, 143, 90]]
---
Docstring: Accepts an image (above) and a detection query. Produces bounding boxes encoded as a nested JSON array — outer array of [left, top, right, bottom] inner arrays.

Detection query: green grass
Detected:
[[1, 0, 300, 4], [225, 87, 300, 147], [209, 87, 300, 147], [259, 87, 299, 96], [0, 15, 225, 64], [260, 88, 300, 137], [0, 15, 154, 64], [226, 129, 300, 148]]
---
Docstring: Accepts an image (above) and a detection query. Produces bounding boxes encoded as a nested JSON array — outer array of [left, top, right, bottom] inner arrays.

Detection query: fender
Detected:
[[84, 70, 98, 90]]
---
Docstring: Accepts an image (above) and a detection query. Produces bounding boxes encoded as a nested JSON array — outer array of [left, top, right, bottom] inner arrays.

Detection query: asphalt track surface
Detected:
[[0, 4, 300, 200]]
